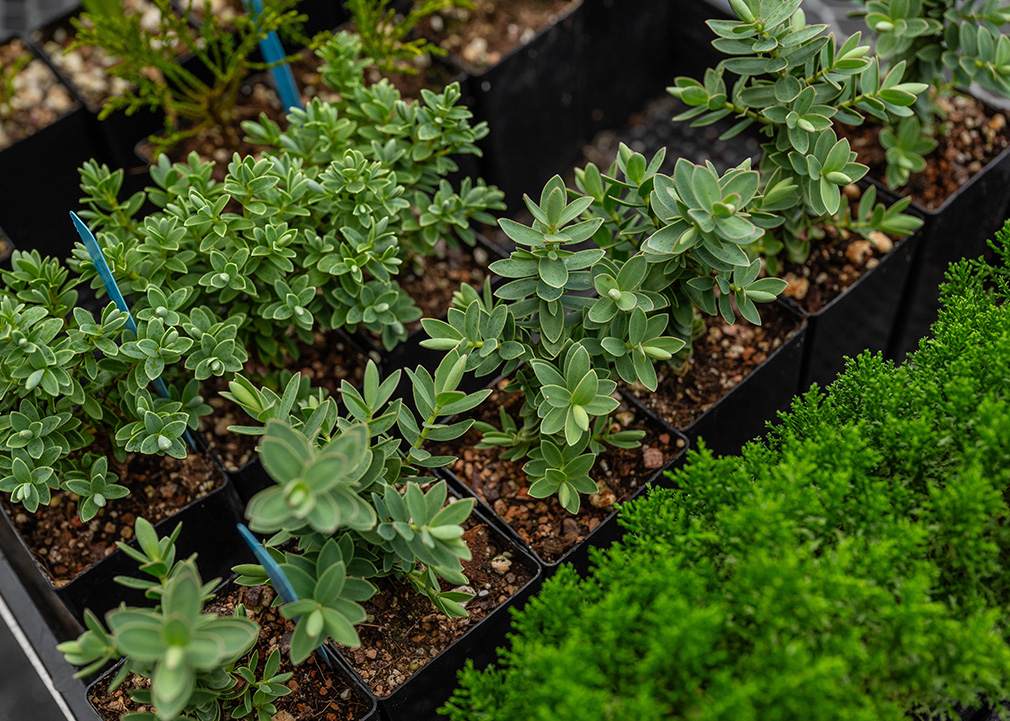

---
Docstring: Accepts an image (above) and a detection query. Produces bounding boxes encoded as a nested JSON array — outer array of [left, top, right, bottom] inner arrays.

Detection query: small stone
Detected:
[[588, 517, 602, 532], [867, 231, 893, 254], [782, 273, 809, 301], [120, 526, 133, 539], [615, 411, 635, 427], [642, 447, 664, 469], [477, 589, 489, 597], [272, 711, 296, 721], [490, 554, 512, 575], [365, 649, 377, 660], [845, 240, 873, 266], [589, 483, 617, 508], [461, 37, 488, 65], [842, 183, 861, 200], [562, 517, 579, 535]]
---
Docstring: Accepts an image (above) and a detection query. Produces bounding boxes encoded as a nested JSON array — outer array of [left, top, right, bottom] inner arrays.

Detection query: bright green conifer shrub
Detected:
[[442, 226, 1010, 721]]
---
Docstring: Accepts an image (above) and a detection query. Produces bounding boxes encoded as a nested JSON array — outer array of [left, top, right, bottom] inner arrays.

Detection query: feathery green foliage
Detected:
[[443, 225, 1010, 720]]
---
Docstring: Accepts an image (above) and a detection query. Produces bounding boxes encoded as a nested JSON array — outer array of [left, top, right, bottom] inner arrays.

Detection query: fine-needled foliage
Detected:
[[442, 227, 1010, 721]]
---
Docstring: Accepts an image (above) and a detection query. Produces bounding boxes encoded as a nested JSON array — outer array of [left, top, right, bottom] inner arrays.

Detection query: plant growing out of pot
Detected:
[[667, 0, 926, 272], [58, 517, 301, 721], [0, 250, 243, 522], [847, 0, 1010, 188], [74, 33, 502, 360], [345, 0, 475, 76], [422, 159, 788, 513], [70, 0, 307, 156], [226, 352, 489, 662]]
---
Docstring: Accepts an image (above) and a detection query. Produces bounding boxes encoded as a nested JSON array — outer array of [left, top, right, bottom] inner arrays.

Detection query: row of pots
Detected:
[[2, 0, 1010, 719]]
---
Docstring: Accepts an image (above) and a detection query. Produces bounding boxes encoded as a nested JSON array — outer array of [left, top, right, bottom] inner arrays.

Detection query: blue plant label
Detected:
[[243, 0, 303, 112]]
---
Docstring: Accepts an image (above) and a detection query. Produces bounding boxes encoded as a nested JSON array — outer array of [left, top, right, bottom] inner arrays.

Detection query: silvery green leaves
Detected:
[[61, 456, 128, 522], [270, 537, 377, 664], [247, 420, 379, 536], [880, 116, 938, 188], [532, 344, 619, 447], [859, 0, 1010, 99], [523, 440, 597, 514], [668, 1, 926, 262], [491, 177, 603, 358], [103, 563, 258, 721], [643, 159, 768, 261]]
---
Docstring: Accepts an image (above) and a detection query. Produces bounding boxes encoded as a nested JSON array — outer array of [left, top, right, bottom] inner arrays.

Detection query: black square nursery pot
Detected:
[[791, 228, 920, 391], [439, 430, 688, 577], [0, 468, 247, 643], [619, 300, 807, 459], [337, 505, 542, 721], [25, 9, 167, 171], [0, 35, 107, 259], [883, 142, 1010, 362], [83, 578, 380, 721], [462, 0, 587, 211]]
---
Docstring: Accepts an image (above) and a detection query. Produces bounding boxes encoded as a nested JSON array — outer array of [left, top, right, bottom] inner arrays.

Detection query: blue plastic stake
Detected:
[[236, 523, 337, 667], [243, 0, 303, 112], [69, 212, 196, 450]]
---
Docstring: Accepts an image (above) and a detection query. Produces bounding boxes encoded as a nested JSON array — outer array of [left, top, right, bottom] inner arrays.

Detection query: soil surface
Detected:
[[338, 521, 533, 696], [837, 93, 1010, 210], [88, 583, 374, 721], [0, 38, 77, 150], [778, 197, 898, 314], [200, 330, 373, 472], [364, 240, 493, 344], [434, 387, 684, 562], [419, 0, 581, 70], [2, 450, 220, 585], [623, 302, 802, 430]]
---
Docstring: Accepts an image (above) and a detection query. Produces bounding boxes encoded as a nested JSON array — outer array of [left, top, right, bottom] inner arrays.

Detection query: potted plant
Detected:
[[844, 0, 1010, 359], [0, 248, 245, 637], [667, 0, 927, 387], [423, 154, 787, 565], [68, 0, 308, 166], [224, 353, 541, 718], [59, 517, 378, 720]]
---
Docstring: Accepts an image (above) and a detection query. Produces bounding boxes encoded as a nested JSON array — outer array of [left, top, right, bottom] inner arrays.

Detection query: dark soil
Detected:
[[2, 451, 220, 585], [0, 39, 78, 150], [365, 241, 494, 344], [623, 302, 802, 429], [135, 76, 288, 180], [88, 583, 374, 721], [836, 93, 1010, 210], [200, 330, 373, 472], [776, 185, 901, 314], [338, 521, 533, 696], [433, 387, 685, 562], [419, 0, 581, 71]]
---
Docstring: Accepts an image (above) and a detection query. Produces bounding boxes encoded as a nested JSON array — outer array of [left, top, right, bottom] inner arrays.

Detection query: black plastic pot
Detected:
[[883, 142, 1010, 362], [0, 34, 107, 258], [26, 9, 167, 171], [0, 470, 246, 642], [790, 228, 920, 391], [462, 0, 587, 210], [582, 0, 730, 138], [438, 427, 688, 576], [83, 578, 380, 721], [338, 504, 542, 721], [619, 300, 807, 458]]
